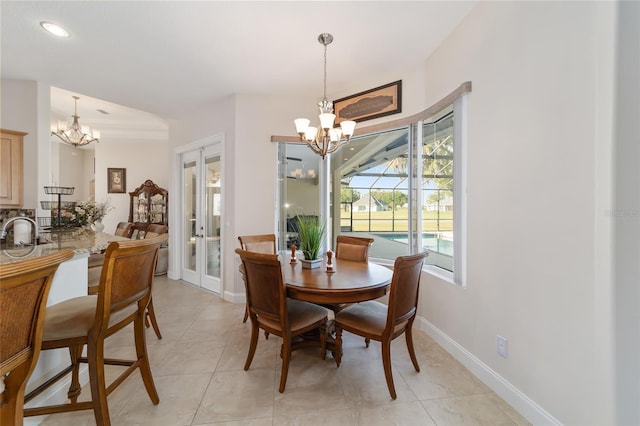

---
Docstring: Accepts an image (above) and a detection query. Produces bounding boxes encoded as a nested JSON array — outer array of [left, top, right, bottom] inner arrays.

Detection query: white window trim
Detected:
[[453, 94, 468, 287]]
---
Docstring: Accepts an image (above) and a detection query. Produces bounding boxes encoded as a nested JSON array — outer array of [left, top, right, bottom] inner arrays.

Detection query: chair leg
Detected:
[[334, 326, 343, 367], [405, 325, 420, 372], [244, 319, 259, 370], [320, 323, 327, 360], [87, 338, 111, 425], [243, 304, 249, 323], [365, 337, 371, 348], [381, 340, 397, 399], [134, 313, 159, 404], [278, 339, 291, 393], [67, 345, 84, 403], [1, 362, 29, 426], [145, 298, 162, 339]]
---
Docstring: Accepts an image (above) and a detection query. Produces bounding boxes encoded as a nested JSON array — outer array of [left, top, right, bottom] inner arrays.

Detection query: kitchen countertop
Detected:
[[0, 228, 130, 265]]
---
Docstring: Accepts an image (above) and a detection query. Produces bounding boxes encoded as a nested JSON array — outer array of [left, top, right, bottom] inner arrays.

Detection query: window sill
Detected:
[[371, 257, 460, 287], [423, 264, 459, 286]]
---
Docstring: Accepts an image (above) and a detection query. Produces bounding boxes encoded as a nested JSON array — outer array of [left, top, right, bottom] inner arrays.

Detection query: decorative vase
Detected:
[[91, 220, 105, 232], [301, 258, 322, 269]]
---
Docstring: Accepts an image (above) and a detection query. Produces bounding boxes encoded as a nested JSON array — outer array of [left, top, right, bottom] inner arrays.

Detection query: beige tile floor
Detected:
[[32, 276, 530, 426]]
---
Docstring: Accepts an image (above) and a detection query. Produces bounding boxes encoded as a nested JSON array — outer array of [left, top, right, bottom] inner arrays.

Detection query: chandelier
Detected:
[[294, 33, 356, 159], [51, 96, 100, 147]]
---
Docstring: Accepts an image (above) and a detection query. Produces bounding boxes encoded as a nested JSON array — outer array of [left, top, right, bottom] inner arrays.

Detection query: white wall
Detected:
[[414, 2, 617, 424], [96, 140, 169, 232], [0, 79, 39, 209], [167, 95, 236, 294], [286, 179, 320, 216], [56, 143, 86, 199]]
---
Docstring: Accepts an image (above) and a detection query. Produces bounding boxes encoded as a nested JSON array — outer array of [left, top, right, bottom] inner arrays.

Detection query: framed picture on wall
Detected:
[[107, 168, 126, 193], [334, 80, 402, 124]]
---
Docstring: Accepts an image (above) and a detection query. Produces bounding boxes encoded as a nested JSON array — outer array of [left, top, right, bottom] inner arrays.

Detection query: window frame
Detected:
[[273, 82, 471, 286]]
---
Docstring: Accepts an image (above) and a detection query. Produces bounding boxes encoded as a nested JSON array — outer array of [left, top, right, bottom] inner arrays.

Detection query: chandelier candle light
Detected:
[[294, 33, 356, 159], [51, 96, 100, 147]]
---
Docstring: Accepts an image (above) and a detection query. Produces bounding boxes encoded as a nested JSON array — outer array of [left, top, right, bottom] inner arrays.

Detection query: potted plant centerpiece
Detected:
[[295, 214, 326, 269]]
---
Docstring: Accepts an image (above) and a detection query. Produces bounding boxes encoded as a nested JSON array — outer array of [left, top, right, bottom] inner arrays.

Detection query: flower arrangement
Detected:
[[78, 199, 113, 224], [48, 200, 112, 228], [51, 207, 87, 228]]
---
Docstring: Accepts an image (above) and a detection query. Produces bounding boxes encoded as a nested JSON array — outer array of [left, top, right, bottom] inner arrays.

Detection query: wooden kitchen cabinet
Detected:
[[0, 129, 26, 207]]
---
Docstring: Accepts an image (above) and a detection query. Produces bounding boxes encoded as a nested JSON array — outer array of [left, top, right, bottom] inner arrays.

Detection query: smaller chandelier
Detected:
[[51, 96, 100, 147], [294, 33, 356, 159]]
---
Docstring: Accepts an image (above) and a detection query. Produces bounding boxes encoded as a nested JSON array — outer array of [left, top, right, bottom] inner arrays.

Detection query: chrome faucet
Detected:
[[0, 216, 39, 245]]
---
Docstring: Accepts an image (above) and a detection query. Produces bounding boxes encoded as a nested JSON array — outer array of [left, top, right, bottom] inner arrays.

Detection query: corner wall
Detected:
[[0, 79, 40, 209], [416, 2, 616, 424]]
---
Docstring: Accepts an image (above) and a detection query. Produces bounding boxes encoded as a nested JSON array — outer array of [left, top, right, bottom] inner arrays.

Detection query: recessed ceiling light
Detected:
[[40, 21, 70, 38]]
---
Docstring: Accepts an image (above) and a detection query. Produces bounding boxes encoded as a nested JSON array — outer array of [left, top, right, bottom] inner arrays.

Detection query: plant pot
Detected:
[[301, 258, 322, 269]]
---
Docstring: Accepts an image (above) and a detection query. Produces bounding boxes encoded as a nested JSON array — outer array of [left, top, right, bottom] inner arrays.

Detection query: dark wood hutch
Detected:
[[128, 180, 168, 233]]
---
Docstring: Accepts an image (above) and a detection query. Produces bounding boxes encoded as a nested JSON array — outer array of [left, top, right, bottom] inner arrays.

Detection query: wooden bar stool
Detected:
[[24, 235, 167, 425], [0, 249, 74, 426]]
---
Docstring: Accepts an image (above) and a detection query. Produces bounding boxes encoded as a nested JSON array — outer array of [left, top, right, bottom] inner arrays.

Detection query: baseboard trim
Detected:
[[224, 289, 245, 304], [414, 316, 561, 426]]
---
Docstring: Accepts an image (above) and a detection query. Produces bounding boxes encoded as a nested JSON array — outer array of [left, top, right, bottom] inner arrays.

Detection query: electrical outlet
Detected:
[[497, 335, 508, 358]]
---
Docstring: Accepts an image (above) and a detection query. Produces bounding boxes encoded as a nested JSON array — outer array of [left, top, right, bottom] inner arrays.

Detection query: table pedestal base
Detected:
[[288, 321, 340, 360]]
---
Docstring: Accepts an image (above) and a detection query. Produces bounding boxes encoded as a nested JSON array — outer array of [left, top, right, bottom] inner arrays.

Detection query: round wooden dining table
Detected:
[[280, 253, 393, 358], [281, 253, 393, 304]]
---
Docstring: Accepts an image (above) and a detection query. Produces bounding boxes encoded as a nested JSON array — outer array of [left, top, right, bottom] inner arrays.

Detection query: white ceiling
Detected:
[[2, 1, 476, 140]]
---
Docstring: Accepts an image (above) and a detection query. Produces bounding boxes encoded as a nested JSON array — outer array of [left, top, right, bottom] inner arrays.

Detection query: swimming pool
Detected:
[[375, 232, 453, 256]]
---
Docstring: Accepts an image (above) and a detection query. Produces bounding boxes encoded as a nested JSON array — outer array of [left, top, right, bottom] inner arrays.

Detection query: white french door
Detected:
[[181, 144, 222, 293]]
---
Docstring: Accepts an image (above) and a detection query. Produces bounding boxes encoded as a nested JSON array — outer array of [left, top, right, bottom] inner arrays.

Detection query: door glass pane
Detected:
[[183, 160, 197, 271], [205, 155, 221, 278]]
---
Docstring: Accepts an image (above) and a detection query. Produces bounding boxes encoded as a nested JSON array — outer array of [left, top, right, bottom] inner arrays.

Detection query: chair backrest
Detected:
[[237, 234, 276, 254], [335, 235, 374, 262], [114, 222, 134, 238], [94, 235, 167, 333], [144, 224, 168, 239], [0, 249, 74, 420], [385, 252, 428, 334], [235, 249, 287, 328]]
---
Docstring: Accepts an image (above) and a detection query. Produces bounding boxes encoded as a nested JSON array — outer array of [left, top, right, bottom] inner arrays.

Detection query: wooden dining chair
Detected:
[[333, 251, 428, 399], [0, 249, 74, 426], [237, 234, 276, 323], [88, 223, 166, 339], [323, 235, 376, 316], [24, 235, 167, 425], [87, 222, 134, 270], [335, 235, 374, 262], [235, 248, 328, 393]]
